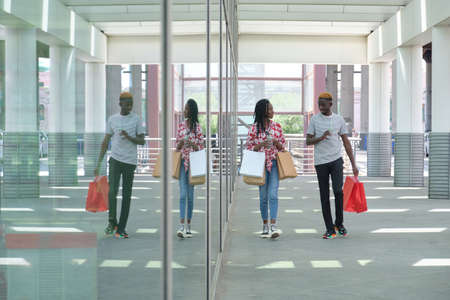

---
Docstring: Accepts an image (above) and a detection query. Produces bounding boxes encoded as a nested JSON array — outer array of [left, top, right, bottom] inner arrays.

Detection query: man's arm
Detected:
[[94, 134, 112, 176], [306, 131, 330, 146], [121, 131, 145, 145], [341, 134, 359, 177]]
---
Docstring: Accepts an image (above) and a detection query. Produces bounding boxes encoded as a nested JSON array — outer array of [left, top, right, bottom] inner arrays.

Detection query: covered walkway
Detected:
[[217, 176, 450, 300]]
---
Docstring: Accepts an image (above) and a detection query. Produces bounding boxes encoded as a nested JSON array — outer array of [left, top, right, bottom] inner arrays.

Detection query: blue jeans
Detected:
[[259, 160, 279, 221], [179, 160, 195, 220]]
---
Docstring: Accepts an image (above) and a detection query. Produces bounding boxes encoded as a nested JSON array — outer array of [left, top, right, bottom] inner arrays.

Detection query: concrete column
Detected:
[[75, 59, 85, 136], [0, 39, 4, 130], [313, 65, 326, 114], [394, 47, 424, 187], [326, 65, 338, 113], [360, 65, 369, 149], [368, 62, 391, 177], [391, 61, 397, 134], [106, 65, 121, 120], [340, 65, 354, 131], [429, 26, 450, 199], [130, 65, 143, 122], [48, 46, 78, 186], [423, 44, 432, 133], [146, 64, 159, 138], [84, 63, 106, 176], [3, 28, 39, 200]]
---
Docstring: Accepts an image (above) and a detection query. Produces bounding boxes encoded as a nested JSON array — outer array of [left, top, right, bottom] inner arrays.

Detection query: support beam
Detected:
[[84, 63, 106, 176], [394, 46, 424, 187], [423, 44, 432, 133], [326, 65, 338, 114], [340, 65, 354, 131], [429, 26, 450, 199], [48, 46, 78, 186], [360, 65, 369, 150], [130, 65, 143, 123], [368, 62, 391, 177], [106, 65, 122, 120], [3, 28, 39, 200]]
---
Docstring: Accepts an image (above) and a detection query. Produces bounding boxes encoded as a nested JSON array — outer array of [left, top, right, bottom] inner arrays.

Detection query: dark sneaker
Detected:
[[335, 225, 348, 237], [185, 224, 192, 238], [115, 231, 129, 239], [260, 224, 270, 238], [105, 223, 117, 235], [322, 231, 336, 239]]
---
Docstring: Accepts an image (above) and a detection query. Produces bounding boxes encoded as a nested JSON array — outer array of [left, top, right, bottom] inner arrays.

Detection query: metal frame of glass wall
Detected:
[[160, 0, 238, 299]]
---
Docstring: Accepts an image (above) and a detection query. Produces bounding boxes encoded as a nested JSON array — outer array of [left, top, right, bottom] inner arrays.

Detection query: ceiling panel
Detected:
[[238, 0, 412, 5], [59, 0, 413, 36]]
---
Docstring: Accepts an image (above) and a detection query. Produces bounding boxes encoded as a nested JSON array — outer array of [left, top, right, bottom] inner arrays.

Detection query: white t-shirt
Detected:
[[306, 113, 348, 166], [106, 112, 145, 165]]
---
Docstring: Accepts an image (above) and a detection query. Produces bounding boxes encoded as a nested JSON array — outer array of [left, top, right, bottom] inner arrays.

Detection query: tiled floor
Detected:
[[216, 176, 450, 300]]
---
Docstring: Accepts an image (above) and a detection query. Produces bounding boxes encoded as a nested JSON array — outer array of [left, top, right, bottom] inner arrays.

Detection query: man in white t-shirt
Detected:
[[95, 92, 145, 239], [306, 92, 359, 240]]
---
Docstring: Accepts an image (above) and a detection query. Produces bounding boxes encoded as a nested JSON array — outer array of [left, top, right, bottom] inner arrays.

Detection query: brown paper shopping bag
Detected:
[[189, 174, 206, 185], [152, 153, 161, 178], [277, 151, 297, 180], [243, 171, 266, 186], [152, 151, 182, 179], [172, 151, 182, 179]]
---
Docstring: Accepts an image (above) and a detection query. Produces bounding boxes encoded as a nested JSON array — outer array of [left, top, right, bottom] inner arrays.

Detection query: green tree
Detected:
[[273, 115, 304, 134], [198, 115, 218, 136]]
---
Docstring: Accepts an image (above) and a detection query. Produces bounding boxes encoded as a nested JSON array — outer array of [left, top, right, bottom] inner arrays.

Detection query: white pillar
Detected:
[[84, 63, 106, 176], [367, 62, 391, 177], [394, 46, 424, 186], [429, 26, 450, 199], [4, 28, 39, 199], [391, 60, 397, 134], [48, 46, 78, 185], [396, 48, 423, 133], [360, 65, 369, 149]]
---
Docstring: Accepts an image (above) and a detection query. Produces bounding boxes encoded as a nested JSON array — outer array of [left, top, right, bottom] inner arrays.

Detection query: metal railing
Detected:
[[238, 136, 360, 175], [136, 136, 361, 175]]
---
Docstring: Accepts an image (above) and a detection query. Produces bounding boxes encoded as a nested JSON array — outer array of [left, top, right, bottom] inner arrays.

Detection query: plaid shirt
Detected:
[[246, 120, 286, 172], [176, 121, 204, 173]]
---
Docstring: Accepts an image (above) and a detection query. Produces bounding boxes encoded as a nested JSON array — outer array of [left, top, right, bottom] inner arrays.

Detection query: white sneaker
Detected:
[[270, 224, 281, 239], [177, 224, 185, 238], [260, 224, 270, 238], [185, 224, 192, 238]]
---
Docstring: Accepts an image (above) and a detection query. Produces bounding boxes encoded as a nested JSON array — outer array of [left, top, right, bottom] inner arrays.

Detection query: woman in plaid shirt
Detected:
[[246, 99, 286, 239], [175, 99, 204, 238]]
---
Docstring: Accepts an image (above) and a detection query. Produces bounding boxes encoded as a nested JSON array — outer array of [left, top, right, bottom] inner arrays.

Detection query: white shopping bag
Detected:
[[240, 150, 265, 178], [189, 149, 207, 177]]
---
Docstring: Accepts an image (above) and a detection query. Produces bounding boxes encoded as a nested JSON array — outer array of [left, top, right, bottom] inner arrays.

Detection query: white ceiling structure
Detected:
[[60, 0, 412, 36]]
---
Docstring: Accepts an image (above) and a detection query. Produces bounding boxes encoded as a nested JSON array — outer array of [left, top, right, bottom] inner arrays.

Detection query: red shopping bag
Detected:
[[86, 176, 109, 213], [343, 176, 367, 213]]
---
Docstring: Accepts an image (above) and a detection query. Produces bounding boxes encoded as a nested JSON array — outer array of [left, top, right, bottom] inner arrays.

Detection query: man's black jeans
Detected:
[[108, 157, 136, 232], [314, 157, 344, 233]]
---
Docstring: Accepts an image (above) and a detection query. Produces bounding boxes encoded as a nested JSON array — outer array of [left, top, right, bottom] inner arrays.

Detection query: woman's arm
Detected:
[[175, 124, 185, 151]]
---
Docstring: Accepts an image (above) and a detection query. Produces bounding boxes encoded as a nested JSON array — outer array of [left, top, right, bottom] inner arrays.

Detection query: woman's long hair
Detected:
[[186, 98, 199, 134], [253, 99, 270, 135]]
